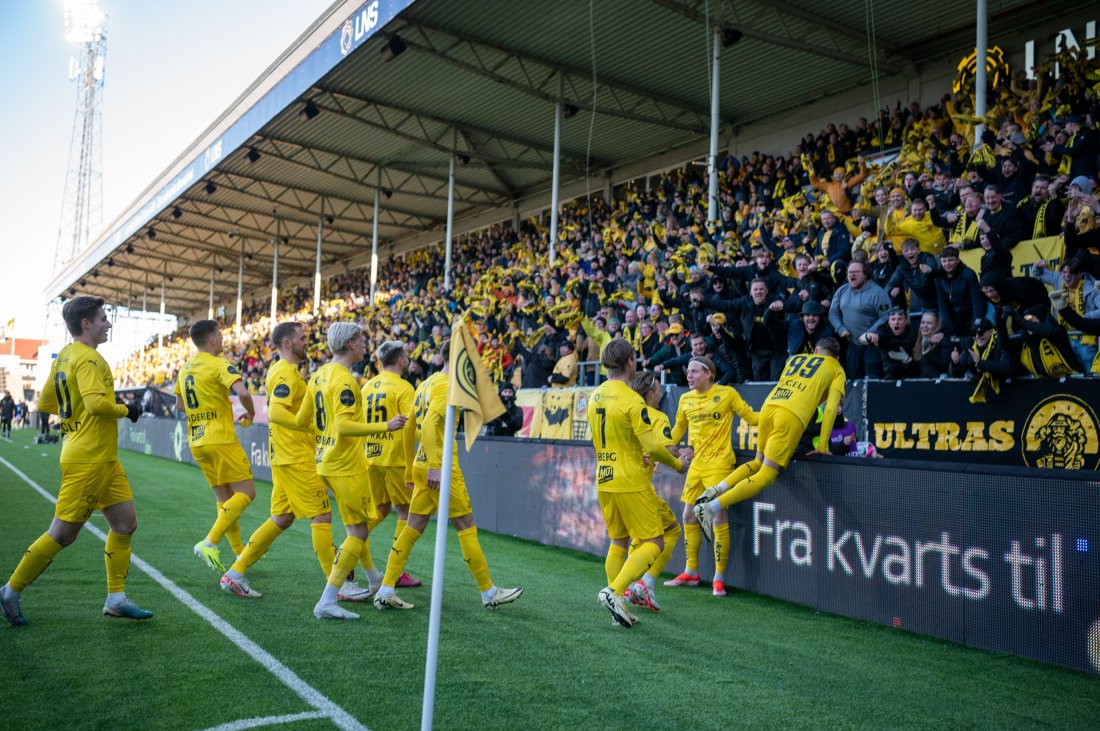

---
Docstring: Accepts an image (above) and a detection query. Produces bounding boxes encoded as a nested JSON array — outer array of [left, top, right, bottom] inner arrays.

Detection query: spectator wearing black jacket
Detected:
[[786, 301, 836, 356], [979, 274, 1049, 340], [885, 238, 939, 317], [1041, 115, 1096, 180], [1015, 175, 1065, 240], [912, 311, 955, 377], [783, 253, 834, 317], [1015, 304, 1084, 378], [646, 324, 689, 386], [950, 317, 1014, 380], [869, 242, 897, 290], [865, 308, 918, 379], [709, 278, 788, 380], [484, 384, 523, 437], [813, 209, 853, 267], [933, 246, 984, 336], [513, 341, 557, 390], [976, 185, 1026, 251], [713, 250, 791, 301], [708, 313, 751, 384]]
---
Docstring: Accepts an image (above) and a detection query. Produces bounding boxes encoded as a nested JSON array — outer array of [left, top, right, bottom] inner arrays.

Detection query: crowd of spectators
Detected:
[[114, 46, 1100, 400]]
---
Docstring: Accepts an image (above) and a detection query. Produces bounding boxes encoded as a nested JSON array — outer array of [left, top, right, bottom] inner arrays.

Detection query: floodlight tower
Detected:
[[53, 0, 107, 274]]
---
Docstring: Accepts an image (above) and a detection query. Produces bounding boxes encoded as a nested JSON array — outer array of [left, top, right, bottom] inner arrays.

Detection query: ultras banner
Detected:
[[865, 378, 1100, 469]]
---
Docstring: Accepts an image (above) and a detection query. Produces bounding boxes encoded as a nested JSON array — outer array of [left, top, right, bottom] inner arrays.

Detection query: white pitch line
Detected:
[[202, 710, 329, 731], [0, 456, 367, 731]]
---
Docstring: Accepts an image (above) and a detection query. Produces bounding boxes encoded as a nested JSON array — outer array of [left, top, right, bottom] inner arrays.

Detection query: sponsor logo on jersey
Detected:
[[272, 384, 291, 398], [597, 464, 615, 484], [339, 388, 356, 407]]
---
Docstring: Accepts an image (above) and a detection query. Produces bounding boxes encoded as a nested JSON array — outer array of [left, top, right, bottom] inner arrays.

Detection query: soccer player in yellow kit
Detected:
[[373, 358, 522, 611], [1, 296, 151, 625], [174, 320, 256, 574], [296, 322, 407, 620], [621, 371, 687, 614], [591, 340, 691, 628], [665, 356, 757, 597], [694, 338, 846, 543], [219, 322, 369, 602], [360, 340, 421, 589]]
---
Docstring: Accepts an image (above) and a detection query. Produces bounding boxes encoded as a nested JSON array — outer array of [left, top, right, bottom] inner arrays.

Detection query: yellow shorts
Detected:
[[598, 489, 664, 542], [756, 405, 805, 468], [55, 460, 133, 523], [656, 496, 678, 531], [681, 463, 733, 504], [192, 442, 252, 487], [366, 464, 412, 507], [409, 465, 473, 519], [321, 473, 378, 526], [271, 462, 330, 519]]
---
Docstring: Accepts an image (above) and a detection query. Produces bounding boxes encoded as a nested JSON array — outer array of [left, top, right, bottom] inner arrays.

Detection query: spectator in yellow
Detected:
[[885, 197, 946, 256]]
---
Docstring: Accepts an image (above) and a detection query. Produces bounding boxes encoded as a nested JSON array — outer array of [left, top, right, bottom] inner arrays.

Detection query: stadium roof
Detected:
[[47, 0, 1053, 315]]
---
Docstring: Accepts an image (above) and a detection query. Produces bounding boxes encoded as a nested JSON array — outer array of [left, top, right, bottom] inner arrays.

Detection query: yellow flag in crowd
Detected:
[[448, 317, 505, 450]]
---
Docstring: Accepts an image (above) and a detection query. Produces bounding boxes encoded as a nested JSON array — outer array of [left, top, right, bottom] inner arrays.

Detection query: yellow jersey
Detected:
[[764, 353, 847, 427], [413, 371, 460, 472], [173, 352, 242, 447], [39, 341, 126, 463], [362, 369, 416, 476], [264, 358, 312, 466], [299, 362, 367, 477], [671, 384, 756, 470], [588, 379, 655, 493], [642, 407, 675, 478]]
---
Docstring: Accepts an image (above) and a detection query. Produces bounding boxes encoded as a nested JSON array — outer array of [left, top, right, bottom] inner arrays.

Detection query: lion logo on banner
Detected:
[[1021, 395, 1099, 470]]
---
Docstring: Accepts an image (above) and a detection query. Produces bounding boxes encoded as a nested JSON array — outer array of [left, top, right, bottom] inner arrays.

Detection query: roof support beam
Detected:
[[395, 33, 703, 134], [652, 0, 902, 75]]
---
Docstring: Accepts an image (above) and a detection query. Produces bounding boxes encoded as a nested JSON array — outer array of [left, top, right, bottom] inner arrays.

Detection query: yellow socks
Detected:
[[9, 533, 63, 592], [104, 531, 132, 593], [457, 527, 492, 592], [209, 494, 252, 547], [610, 541, 660, 595], [722, 460, 761, 489], [649, 523, 681, 579], [394, 518, 407, 546], [326, 536, 363, 588], [382, 525, 422, 587], [714, 523, 730, 576], [605, 543, 628, 584], [718, 464, 780, 509], [684, 523, 702, 573], [230, 519, 284, 574], [311, 522, 335, 578], [358, 534, 376, 572]]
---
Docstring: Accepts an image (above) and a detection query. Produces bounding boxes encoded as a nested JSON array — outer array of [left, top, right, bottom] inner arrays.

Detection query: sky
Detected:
[[0, 0, 332, 359]]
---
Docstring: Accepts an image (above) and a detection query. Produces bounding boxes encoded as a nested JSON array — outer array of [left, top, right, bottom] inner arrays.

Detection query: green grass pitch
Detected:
[[0, 428, 1096, 730]]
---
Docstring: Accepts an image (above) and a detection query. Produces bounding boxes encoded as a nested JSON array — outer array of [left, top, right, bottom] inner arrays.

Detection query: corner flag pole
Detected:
[[420, 401, 458, 730]]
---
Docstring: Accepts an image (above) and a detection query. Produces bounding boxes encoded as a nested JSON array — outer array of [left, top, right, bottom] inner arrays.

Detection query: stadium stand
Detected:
[[114, 42, 1099, 400]]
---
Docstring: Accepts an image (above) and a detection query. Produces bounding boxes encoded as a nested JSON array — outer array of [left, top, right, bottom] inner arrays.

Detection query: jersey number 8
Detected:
[[314, 391, 327, 431]]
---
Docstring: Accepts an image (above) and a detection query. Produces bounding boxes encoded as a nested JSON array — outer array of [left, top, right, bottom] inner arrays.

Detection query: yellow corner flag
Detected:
[[448, 317, 505, 450]]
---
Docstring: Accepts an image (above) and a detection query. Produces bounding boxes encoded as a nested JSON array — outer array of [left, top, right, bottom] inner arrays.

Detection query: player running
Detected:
[[174, 320, 256, 574], [360, 340, 421, 589], [590, 339, 691, 628], [665, 356, 757, 597], [372, 356, 522, 611], [219, 322, 369, 602], [1, 296, 150, 625], [296, 322, 407, 620], [693, 338, 846, 542]]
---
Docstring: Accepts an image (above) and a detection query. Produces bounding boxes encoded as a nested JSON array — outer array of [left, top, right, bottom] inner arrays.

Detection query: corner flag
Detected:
[[447, 318, 504, 450]]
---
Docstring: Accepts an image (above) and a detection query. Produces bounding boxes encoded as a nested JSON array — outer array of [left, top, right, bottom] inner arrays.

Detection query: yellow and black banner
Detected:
[[448, 317, 505, 450]]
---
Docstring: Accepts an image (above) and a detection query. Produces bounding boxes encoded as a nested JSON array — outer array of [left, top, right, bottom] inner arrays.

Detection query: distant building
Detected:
[[0, 338, 45, 399]]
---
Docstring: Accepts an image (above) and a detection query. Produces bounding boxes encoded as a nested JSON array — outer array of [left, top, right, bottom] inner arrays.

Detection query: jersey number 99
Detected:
[[783, 355, 823, 379]]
